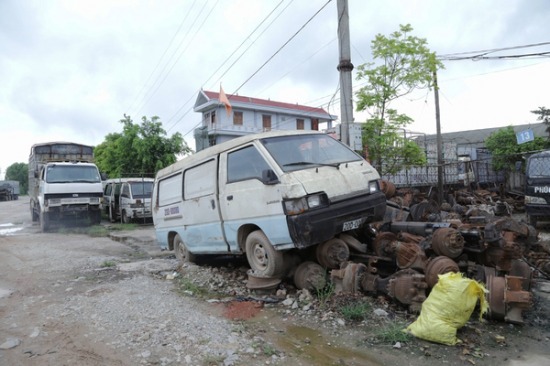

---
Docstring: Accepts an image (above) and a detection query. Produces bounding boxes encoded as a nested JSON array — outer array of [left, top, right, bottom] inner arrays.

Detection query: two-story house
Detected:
[[193, 89, 336, 152]]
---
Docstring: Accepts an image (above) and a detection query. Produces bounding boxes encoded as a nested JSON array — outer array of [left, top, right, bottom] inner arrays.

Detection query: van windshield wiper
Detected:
[[283, 161, 316, 167], [283, 161, 340, 168]]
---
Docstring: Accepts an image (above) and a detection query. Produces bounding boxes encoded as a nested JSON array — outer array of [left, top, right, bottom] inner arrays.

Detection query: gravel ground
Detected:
[[2, 196, 550, 366]]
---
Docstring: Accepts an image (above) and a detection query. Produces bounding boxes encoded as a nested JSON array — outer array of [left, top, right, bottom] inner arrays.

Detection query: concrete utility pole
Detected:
[[336, 0, 353, 146], [433, 69, 444, 205]]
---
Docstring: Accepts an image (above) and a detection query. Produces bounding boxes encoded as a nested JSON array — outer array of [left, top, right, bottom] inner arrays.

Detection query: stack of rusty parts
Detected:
[[330, 181, 539, 325]]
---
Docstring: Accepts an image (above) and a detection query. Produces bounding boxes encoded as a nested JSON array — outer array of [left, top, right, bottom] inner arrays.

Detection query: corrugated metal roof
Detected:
[[419, 122, 549, 147]]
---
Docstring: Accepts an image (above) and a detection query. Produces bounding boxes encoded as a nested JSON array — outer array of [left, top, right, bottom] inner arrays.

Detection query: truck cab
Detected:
[[525, 150, 550, 227]]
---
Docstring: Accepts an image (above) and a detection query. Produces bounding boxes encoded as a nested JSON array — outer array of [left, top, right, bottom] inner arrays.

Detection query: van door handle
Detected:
[[210, 199, 216, 209], [227, 195, 233, 201]]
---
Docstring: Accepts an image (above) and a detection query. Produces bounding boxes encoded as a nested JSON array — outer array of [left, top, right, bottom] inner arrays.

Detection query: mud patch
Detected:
[[222, 300, 264, 320]]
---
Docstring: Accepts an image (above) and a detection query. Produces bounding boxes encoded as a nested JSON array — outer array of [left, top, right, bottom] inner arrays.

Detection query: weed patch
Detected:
[[339, 301, 372, 321], [372, 320, 412, 344]]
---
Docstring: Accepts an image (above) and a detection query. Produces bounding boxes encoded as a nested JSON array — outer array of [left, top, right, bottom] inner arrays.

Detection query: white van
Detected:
[[152, 130, 386, 276], [103, 177, 154, 223]]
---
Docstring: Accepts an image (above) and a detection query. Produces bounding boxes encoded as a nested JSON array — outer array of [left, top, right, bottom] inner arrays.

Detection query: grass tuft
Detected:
[[372, 321, 412, 343], [339, 301, 372, 321]]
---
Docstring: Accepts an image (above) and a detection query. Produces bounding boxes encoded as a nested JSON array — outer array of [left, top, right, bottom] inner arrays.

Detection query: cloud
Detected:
[[1, 0, 550, 180]]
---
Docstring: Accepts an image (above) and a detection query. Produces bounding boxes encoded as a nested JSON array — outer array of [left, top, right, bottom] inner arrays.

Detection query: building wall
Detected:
[[196, 106, 323, 151]]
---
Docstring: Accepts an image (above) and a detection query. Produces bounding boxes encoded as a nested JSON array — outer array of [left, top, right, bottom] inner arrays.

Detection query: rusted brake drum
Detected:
[[431, 227, 465, 259]]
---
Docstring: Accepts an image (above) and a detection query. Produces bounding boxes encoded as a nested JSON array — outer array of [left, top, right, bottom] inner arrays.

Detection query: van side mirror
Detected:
[[262, 169, 279, 185]]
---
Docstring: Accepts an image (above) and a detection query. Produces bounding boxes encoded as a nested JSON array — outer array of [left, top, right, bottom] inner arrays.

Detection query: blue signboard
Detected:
[[516, 129, 534, 144]]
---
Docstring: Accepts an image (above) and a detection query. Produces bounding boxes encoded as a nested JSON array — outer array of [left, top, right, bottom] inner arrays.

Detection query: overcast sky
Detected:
[[1, 0, 549, 179]]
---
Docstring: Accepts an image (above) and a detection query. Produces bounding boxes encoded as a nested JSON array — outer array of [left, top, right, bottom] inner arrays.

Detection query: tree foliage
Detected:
[[94, 115, 192, 178], [355, 24, 443, 175], [5, 162, 28, 194], [531, 106, 550, 137], [485, 126, 550, 172]]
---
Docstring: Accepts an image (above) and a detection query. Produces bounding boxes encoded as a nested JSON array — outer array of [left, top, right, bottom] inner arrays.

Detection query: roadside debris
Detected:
[[249, 181, 543, 329]]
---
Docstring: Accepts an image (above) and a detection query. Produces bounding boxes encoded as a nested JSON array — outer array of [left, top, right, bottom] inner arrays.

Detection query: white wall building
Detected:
[[193, 90, 337, 151]]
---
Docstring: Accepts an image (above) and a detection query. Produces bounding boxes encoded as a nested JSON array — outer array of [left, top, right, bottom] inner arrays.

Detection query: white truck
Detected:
[[29, 142, 104, 232]]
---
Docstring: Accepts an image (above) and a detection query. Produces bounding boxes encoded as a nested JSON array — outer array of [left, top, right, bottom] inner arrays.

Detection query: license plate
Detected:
[[342, 218, 363, 231]]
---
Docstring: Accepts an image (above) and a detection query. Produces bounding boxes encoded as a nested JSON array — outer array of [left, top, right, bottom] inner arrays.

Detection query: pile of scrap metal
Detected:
[[326, 180, 541, 325]]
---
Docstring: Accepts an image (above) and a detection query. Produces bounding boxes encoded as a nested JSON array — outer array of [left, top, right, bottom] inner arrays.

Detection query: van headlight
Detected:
[[283, 193, 329, 215], [525, 196, 547, 204], [368, 180, 380, 194]]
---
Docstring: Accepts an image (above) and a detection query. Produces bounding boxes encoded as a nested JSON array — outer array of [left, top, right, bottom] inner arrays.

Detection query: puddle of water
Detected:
[[247, 307, 385, 366], [274, 324, 384, 366], [0, 288, 13, 299], [0, 223, 23, 235]]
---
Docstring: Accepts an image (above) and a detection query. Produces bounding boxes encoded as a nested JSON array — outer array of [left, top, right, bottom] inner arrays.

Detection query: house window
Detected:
[[203, 112, 210, 127], [296, 119, 304, 130], [311, 119, 319, 131], [233, 111, 243, 125], [211, 111, 216, 124], [262, 115, 271, 131]]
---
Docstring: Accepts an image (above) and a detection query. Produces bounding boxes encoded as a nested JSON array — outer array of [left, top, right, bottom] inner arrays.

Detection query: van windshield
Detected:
[[130, 181, 153, 198], [527, 156, 550, 178], [261, 134, 362, 172]]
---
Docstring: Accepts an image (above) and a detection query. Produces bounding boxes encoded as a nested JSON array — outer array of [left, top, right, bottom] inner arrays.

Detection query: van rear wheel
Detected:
[[174, 234, 195, 263], [122, 210, 131, 224], [245, 230, 284, 277]]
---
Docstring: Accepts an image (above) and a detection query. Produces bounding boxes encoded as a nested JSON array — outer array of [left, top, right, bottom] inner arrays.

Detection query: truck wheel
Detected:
[[174, 234, 195, 263], [30, 202, 39, 222], [40, 211, 50, 232], [245, 230, 284, 277], [91, 210, 101, 225], [122, 210, 131, 224]]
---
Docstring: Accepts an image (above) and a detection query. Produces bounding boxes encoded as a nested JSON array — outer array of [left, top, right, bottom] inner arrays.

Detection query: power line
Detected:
[[164, 0, 290, 133], [133, 0, 216, 116], [231, 0, 333, 96], [126, 0, 199, 114], [177, 0, 334, 139], [206, 0, 292, 91], [438, 41, 550, 61]]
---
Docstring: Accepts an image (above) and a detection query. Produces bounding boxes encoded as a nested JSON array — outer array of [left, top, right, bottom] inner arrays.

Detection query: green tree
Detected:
[[355, 24, 443, 175], [5, 162, 28, 195], [485, 126, 550, 172], [531, 106, 550, 137], [95, 115, 192, 178]]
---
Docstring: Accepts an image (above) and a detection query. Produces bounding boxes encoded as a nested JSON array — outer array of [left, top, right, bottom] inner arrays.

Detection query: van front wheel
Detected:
[[245, 230, 284, 277], [174, 234, 195, 263]]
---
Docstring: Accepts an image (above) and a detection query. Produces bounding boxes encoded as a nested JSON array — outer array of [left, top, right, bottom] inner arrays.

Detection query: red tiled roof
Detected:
[[203, 90, 329, 116]]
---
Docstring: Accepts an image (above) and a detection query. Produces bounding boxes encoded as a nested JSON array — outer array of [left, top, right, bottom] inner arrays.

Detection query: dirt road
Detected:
[[1, 196, 550, 366]]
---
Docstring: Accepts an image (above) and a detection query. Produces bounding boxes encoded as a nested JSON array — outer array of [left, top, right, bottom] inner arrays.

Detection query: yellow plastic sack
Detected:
[[406, 272, 488, 345]]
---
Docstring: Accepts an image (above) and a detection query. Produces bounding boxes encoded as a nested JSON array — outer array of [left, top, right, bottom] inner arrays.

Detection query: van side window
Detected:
[[121, 184, 130, 198], [158, 173, 183, 206], [227, 146, 271, 183], [184, 159, 216, 199]]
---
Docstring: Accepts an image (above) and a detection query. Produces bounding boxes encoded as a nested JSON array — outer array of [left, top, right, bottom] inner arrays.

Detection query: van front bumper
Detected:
[[286, 191, 386, 249]]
